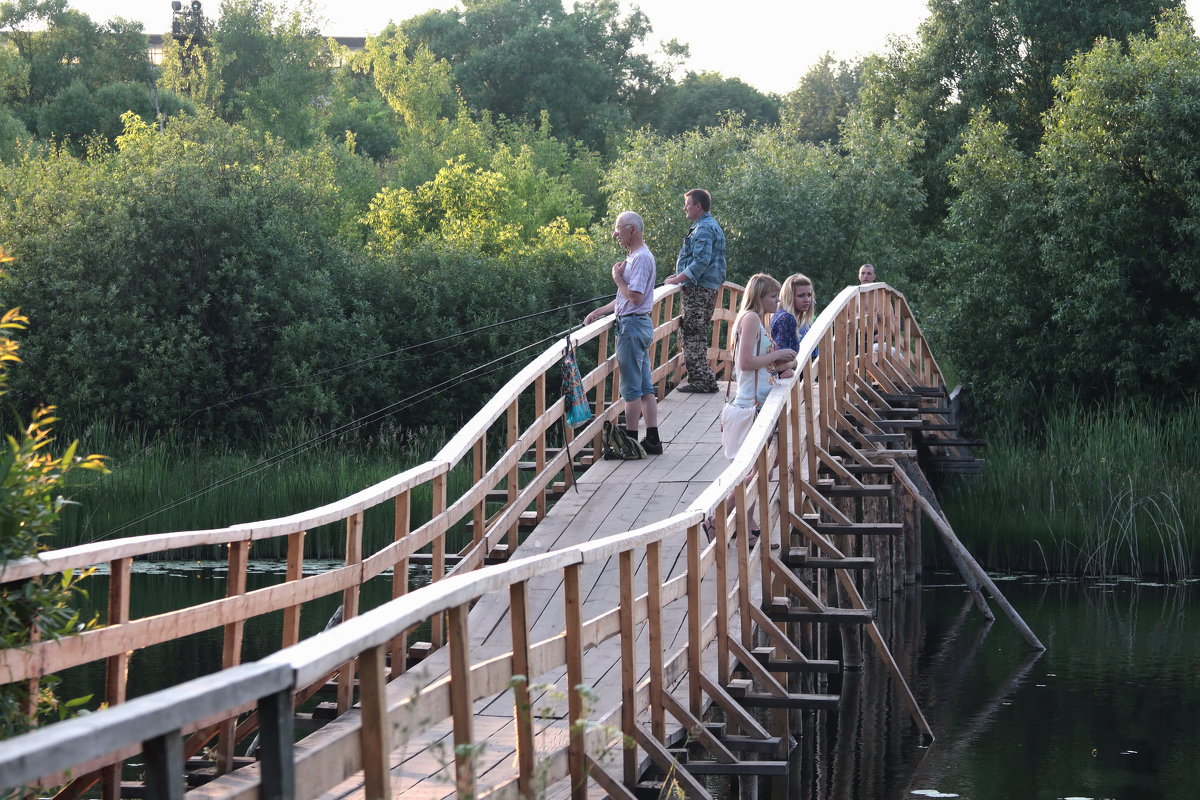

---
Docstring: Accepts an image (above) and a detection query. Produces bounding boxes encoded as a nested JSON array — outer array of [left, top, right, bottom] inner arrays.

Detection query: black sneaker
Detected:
[[641, 438, 663, 455]]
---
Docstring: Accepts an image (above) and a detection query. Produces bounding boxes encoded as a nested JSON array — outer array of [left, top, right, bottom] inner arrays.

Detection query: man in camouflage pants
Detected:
[[664, 188, 727, 393]]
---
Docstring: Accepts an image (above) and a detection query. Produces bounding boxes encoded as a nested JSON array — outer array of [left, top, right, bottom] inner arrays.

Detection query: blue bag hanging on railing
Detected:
[[562, 339, 592, 428]]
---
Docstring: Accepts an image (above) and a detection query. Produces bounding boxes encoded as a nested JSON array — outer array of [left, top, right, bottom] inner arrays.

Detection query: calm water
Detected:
[[58, 567, 1200, 800], [801, 575, 1200, 800]]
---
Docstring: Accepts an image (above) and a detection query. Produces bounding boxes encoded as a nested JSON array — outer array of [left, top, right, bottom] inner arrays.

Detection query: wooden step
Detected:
[[818, 484, 892, 498], [864, 433, 907, 444], [814, 522, 903, 537], [736, 692, 840, 710], [465, 510, 538, 535], [877, 418, 924, 429], [879, 393, 921, 404], [718, 735, 786, 754], [750, 648, 840, 673], [921, 437, 987, 447], [765, 603, 874, 624], [681, 760, 789, 776], [918, 407, 952, 415], [805, 556, 875, 570]]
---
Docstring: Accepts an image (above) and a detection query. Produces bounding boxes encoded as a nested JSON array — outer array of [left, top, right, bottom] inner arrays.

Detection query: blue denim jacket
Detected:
[[674, 213, 727, 289]]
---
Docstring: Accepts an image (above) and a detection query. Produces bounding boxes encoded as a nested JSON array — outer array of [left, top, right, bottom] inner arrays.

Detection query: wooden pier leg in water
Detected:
[[510, 581, 535, 800], [891, 460, 1045, 650], [102, 556, 131, 800]]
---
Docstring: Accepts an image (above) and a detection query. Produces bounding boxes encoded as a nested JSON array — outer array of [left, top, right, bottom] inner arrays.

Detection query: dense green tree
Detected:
[[858, 0, 1181, 224], [0, 113, 359, 431], [36, 81, 192, 145], [652, 71, 778, 136], [1037, 11, 1200, 400], [927, 12, 1200, 407], [400, 0, 673, 152], [928, 112, 1052, 406], [206, 0, 335, 145], [604, 115, 923, 290], [781, 54, 861, 144]]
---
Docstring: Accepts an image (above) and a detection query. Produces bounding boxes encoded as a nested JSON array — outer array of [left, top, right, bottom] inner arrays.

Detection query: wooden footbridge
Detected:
[[0, 282, 1040, 800]]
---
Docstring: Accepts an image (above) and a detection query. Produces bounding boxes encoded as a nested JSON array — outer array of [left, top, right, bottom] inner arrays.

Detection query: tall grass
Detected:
[[56, 420, 485, 560], [937, 395, 1200, 579]]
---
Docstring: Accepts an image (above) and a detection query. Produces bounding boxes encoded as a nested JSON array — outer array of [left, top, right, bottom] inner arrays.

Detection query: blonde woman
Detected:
[[714, 274, 797, 542], [771, 273, 817, 359]]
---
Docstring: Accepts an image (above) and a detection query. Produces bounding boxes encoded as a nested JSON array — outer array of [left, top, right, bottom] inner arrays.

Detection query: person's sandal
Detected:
[[701, 516, 716, 542]]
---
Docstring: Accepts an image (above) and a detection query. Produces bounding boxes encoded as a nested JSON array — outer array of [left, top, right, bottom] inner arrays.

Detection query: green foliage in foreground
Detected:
[[0, 293, 107, 735], [939, 395, 1200, 580]]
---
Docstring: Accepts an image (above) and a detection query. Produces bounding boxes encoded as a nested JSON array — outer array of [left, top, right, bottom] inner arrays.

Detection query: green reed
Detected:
[[937, 394, 1200, 579], [55, 420, 485, 560]]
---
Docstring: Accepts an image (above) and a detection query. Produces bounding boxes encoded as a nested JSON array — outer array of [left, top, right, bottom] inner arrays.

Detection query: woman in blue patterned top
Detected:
[[771, 273, 817, 359]]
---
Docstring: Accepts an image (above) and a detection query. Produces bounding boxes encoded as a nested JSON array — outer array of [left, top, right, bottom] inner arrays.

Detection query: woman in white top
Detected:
[[715, 273, 797, 541]]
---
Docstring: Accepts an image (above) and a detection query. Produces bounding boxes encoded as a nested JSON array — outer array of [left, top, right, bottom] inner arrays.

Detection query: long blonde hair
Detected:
[[779, 273, 816, 326], [738, 273, 781, 319]]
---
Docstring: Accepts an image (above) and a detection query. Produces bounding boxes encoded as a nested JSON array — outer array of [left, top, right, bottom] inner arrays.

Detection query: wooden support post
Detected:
[[390, 492, 411, 677], [509, 581, 535, 800], [447, 604, 475, 800], [893, 461, 1045, 650], [563, 564, 586, 800], [506, 402, 520, 552], [757, 446, 773, 602], [431, 475, 447, 650], [218, 540, 250, 774], [646, 539, 666, 743], [257, 687, 295, 800], [618, 550, 638, 785], [337, 512, 364, 715], [472, 439, 486, 546], [101, 556, 131, 800], [143, 730, 184, 800], [592, 330, 611, 460], [535, 373, 547, 522], [734, 483, 752, 650], [281, 532, 305, 649], [713, 500, 730, 687], [359, 645, 392, 800], [686, 523, 703, 717]]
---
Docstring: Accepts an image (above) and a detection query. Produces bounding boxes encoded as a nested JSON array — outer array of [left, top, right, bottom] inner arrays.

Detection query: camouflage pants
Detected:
[[681, 285, 718, 390]]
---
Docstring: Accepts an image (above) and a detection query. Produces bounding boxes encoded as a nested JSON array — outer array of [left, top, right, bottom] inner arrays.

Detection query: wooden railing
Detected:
[[0, 282, 948, 798], [0, 282, 747, 794]]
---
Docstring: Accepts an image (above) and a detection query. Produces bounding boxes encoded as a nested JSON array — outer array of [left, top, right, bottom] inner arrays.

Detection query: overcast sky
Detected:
[[66, 0, 1196, 95]]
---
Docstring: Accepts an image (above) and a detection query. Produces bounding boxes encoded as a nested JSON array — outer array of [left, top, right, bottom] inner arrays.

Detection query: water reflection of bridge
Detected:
[[0, 282, 1039, 800]]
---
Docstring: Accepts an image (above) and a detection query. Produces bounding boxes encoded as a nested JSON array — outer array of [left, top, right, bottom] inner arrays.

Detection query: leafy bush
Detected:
[[0, 252, 107, 734]]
